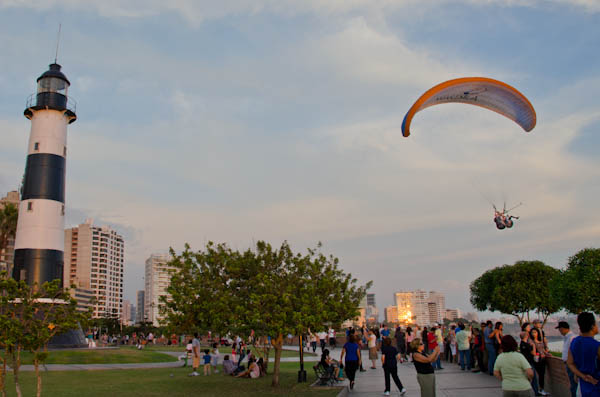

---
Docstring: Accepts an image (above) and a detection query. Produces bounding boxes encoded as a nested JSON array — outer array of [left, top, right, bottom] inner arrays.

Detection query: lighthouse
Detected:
[[13, 63, 76, 287]]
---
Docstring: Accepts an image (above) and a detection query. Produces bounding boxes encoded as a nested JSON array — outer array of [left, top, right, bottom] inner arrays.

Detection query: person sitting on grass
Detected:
[[203, 349, 212, 376], [320, 348, 342, 380], [223, 355, 236, 375], [235, 358, 261, 379]]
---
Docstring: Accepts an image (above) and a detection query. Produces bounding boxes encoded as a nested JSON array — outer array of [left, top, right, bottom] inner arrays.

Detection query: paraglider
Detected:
[[401, 77, 536, 229], [493, 203, 522, 230], [401, 77, 536, 137]]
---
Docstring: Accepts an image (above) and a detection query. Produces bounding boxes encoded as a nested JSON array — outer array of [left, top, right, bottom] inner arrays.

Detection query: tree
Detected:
[[162, 241, 370, 387], [555, 248, 600, 314], [0, 273, 90, 397], [470, 261, 561, 325], [0, 202, 18, 262]]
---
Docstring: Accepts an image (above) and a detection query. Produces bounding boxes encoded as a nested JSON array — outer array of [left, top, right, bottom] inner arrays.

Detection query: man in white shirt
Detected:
[[317, 330, 327, 352], [328, 327, 336, 349], [557, 321, 577, 397]]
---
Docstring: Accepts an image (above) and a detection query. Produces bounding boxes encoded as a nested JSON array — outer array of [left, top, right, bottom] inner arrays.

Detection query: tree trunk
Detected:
[[12, 348, 22, 397], [1, 356, 6, 397], [260, 336, 270, 373], [34, 357, 42, 397], [271, 334, 283, 387]]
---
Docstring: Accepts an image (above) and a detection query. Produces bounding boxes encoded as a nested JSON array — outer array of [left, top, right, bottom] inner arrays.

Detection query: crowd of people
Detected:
[[328, 313, 599, 397]]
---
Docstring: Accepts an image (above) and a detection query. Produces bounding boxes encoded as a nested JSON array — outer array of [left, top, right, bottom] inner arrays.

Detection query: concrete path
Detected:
[[337, 361, 502, 397]]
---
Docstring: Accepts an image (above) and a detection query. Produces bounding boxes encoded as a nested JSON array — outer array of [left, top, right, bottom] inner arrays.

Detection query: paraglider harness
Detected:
[[493, 203, 521, 230]]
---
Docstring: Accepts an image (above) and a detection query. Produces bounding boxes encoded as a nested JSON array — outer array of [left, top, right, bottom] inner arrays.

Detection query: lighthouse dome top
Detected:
[[37, 63, 70, 86]]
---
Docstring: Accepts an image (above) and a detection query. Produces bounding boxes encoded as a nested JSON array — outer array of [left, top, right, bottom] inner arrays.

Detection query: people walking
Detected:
[[449, 325, 457, 364], [566, 312, 600, 397], [484, 321, 497, 375], [494, 335, 535, 397], [395, 326, 407, 362], [340, 334, 362, 390], [530, 328, 550, 396], [367, 329, 378, 369], [556, 321, 577, 397], [456, 322, 472, 371], [381, 337, 407, 396], [519, 331, 540, 396], [410, 337, 441, 397]]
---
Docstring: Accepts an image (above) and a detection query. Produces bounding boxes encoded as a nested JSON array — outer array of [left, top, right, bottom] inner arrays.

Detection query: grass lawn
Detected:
[[18, 348, 177, 365], [140, 344, 315, 359], [1, 362, 339, 397]]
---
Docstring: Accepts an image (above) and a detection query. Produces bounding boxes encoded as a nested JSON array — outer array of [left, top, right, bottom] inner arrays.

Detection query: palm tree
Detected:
[[0, 202, 19, 260]]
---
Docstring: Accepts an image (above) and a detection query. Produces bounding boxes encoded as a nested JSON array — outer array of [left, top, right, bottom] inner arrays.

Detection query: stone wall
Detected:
[[545, 356, 572, 397]]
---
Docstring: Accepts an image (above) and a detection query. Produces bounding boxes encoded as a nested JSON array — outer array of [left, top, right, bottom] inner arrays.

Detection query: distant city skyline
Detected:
[[1, 1, 599, 313]]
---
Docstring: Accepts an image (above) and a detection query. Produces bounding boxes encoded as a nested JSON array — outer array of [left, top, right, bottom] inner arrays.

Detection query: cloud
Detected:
[[1, 0, 598, 27]]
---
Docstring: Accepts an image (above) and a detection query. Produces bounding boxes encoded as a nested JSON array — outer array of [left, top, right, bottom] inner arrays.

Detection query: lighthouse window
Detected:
[[34, 142, 39, 151], [27, 202, 33, 212], [61, 205, 65, 216]]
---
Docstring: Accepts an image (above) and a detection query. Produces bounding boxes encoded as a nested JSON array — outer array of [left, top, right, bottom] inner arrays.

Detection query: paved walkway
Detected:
[[302, 345, 503, 396], [336, 361, 502, 396]]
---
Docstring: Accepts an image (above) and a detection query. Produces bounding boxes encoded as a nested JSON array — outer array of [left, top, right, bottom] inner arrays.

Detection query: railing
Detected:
[[25, 93, 77, 114]]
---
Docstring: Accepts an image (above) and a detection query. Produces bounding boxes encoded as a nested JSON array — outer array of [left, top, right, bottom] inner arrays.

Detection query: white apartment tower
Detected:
[[64, 219, 124, 318], [144, 253, 176, 326], [394, 290, 445, 326]]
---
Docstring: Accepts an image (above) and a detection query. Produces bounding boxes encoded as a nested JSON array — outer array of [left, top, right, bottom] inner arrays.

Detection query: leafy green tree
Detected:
[[0, 273, 89, 397], [470, 261, 561, 325], [555, 248, 600, 314], [162, 241, 370, 387]]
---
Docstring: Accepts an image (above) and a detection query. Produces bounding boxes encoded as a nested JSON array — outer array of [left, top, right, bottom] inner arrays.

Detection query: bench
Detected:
[[313, 362, 337, 386]]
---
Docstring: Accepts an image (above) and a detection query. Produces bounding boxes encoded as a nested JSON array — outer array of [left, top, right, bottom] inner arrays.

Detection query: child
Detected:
[[211, 343, 220, 374], [203, 349, 212, 375], [180, 340, 193, 366], [231, 342, 237, 364]]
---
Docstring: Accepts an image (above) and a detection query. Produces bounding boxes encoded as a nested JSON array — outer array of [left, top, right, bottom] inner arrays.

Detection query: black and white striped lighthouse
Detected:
[[13, 63, 76, 287]]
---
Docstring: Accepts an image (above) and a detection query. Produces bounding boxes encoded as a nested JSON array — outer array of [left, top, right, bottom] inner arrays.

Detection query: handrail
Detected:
[[25, 93, 77, 114]]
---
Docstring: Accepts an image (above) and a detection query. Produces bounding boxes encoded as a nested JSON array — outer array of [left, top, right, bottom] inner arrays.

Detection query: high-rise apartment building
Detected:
[[394, 290, 445, 326], [445, 308, 462, 321], [428, 291, 446, 324], [0, 191, 19, 274], [366, 293, 378, 323], [385, 305, 398, 325], [122, 299, 132, 326], [64, 219, 124, 319], [136, 290, 145, 323], [144, 253, 176, 326]]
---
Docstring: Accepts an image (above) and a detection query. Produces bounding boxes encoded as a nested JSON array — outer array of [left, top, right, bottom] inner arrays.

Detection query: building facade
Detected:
[[394, 290, 446, 326], [144, 253, 176, 326], [0, 191, 19, 274], [122, 299, 132, 326], [385, 305, 398, 325], [136, 290, 145, 323], [64, 219, 124, 319], [445, 308, 462, 321]]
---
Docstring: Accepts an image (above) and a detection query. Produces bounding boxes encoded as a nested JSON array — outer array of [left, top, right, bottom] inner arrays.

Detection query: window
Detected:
[[34, 142, 40, 151], [27, 202, 33, 211], [63, 146, 67, 156]]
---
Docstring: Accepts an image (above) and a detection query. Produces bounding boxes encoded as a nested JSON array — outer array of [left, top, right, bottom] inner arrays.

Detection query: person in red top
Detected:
[[428, 326, 441, 369]]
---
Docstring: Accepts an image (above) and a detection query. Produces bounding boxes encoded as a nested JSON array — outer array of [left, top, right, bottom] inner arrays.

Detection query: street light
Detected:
[[298, 333, 307, 383]]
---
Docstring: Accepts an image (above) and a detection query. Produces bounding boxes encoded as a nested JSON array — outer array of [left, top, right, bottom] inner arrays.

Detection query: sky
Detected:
[[1, 0, 599, 316]]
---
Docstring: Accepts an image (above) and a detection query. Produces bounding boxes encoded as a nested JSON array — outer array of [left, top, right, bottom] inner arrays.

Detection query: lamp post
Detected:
[[297, 333, 307, 382]]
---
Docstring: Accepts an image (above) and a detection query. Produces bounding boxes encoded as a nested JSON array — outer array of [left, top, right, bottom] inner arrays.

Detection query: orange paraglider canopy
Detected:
[[401, 77, 536, 137]]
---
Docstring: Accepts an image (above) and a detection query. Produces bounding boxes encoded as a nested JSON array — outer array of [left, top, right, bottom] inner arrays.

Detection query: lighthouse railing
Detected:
[[26, 93, 77, 114]]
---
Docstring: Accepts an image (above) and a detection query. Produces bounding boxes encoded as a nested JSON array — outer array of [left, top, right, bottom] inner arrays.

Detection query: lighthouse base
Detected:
[[49, 324, 87, 348]]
